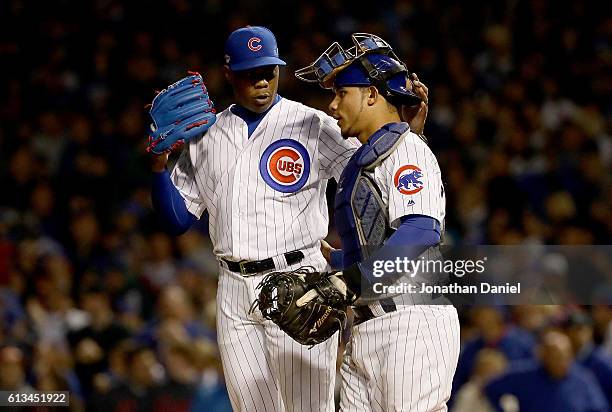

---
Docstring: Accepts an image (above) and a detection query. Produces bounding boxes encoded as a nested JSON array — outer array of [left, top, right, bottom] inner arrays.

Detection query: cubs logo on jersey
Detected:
[[394, 164, 424, 195], [259, 139, 311, 193]]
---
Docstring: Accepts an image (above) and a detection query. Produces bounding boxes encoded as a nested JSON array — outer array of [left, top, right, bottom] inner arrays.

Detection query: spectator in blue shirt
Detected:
[[453, 307, 536, 394], [484, 330, 609, 412], [565, 311, 612, 407]]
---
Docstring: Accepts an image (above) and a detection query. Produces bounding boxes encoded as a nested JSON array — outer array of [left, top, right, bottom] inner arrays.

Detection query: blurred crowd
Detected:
[[450, 305, 612, 411], [0, 0, 610, 410]]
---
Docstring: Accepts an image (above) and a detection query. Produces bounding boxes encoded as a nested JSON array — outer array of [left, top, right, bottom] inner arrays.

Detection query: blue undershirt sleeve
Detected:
[[151, 170, 197, 235], [385, 214, 441, 248], [343, 215, 441, 292]]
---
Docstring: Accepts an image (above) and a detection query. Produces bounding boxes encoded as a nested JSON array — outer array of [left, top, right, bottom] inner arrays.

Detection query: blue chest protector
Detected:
[[334, 122, 410, 269]]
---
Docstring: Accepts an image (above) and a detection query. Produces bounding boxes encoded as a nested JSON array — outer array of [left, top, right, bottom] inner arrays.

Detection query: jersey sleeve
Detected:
[[377, 133, 446, 228], [318, 114, 360, 181], [170, 145, 207, 219]]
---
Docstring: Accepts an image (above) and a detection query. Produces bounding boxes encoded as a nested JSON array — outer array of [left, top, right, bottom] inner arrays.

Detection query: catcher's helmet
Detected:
[[334, 53, 421, 107], [295, 33, 421, 107]]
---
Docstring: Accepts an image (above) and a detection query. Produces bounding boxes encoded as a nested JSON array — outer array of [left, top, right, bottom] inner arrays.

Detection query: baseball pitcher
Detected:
[[147, 26, 359, 412]]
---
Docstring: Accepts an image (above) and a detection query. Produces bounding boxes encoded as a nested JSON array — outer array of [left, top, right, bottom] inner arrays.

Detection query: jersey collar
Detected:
[[231, 94, 282, 122]]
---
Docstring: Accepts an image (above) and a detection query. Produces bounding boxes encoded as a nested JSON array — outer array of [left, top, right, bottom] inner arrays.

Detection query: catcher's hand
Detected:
[[251, 267, 352, 346], [146, 71, 217, 154]]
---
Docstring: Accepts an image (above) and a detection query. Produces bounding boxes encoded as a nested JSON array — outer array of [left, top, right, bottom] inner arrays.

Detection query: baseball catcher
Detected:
[[252, 266, 357, 346]]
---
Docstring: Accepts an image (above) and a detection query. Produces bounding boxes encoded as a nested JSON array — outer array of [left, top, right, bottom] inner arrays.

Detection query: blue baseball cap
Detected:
[[224, 26, 287, 71]]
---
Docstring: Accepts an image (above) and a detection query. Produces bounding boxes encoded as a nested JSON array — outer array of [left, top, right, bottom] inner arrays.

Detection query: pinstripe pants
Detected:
[[216, 252, 337, 412], [340, 305, 460, 412]]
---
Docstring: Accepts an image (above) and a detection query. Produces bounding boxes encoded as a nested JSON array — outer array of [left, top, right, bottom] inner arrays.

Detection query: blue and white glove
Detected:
[[146, 71, 217, 154]]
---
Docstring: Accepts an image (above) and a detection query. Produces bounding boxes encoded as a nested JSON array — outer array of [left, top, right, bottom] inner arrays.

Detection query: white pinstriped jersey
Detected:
[[171, 97, 359, 261], [341, 129, 457, 412], [371, 130, 445, 230]]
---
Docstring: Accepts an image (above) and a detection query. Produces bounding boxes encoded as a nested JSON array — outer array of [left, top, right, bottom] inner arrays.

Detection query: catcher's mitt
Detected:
[[146, 71, 217, 154], [251, 267, 348, 346]]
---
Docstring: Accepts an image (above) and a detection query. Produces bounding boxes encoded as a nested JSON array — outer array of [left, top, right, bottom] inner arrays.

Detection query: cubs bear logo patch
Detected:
[[394, 165, 424, 195]]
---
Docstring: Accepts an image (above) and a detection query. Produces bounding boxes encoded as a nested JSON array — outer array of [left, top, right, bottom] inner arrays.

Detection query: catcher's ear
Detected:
[[367, 86, 379, 106]]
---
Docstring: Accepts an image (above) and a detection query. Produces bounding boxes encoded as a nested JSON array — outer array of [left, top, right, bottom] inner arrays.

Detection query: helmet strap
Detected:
[[358, 54, 408, 105]]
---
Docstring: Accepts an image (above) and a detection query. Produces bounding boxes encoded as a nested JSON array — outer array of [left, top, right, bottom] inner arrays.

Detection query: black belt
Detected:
[[222, 250, 304, 275], [352, 298, 397, 325]]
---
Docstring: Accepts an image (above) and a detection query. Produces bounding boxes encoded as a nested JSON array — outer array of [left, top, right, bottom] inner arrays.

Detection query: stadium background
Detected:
[[0, 0, 610, 410]]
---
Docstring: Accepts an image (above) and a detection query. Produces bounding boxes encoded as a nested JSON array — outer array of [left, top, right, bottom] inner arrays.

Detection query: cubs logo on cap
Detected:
[[394, 165, 424, 195], [224, 26, 287, 71], [247, 37, 262, 51], [259, 139, 310, 193]]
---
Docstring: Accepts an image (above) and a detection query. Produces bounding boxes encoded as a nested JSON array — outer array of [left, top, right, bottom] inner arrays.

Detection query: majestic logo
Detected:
[[247, 37, 262, 51], [260, 139, 311, 193], [394, 165, 424, 195]]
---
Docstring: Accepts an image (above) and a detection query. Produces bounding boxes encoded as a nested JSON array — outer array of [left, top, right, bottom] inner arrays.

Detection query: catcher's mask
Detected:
[[295, 33, 421, 107]]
